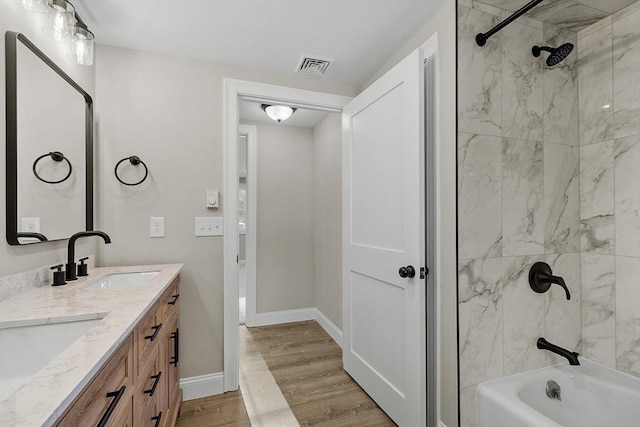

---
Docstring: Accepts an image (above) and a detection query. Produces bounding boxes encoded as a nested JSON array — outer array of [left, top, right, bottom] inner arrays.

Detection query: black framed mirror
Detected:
[[5, 31, 93, 245]]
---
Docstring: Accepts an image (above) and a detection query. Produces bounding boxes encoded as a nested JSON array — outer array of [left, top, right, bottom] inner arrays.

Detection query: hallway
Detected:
[[177, 321, 395, 426]]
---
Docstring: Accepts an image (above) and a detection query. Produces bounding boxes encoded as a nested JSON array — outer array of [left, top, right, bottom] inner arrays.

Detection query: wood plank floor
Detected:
[[177, 321, 396, 426]]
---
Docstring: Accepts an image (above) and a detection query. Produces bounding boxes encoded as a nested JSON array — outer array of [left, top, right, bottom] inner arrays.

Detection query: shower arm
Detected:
[[476, 0, 544, 46]]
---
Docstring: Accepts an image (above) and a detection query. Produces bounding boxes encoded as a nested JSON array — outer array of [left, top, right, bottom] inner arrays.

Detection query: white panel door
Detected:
[[342, 49, 425, 426]]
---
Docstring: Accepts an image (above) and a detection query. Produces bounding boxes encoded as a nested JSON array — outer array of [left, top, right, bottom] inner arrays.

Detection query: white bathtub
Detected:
[[477, 359, 640, 427]]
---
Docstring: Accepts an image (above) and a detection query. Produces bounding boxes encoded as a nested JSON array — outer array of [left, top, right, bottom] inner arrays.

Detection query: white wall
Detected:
[[312, 113, 343, 329], [367, 1, 459, 426], [94, 44, 358, 378], [0, 1, 96, 277], [247, 121, 315, 313]]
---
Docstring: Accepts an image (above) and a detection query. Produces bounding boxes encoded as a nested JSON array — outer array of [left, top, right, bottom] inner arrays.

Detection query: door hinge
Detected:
[[420, 267, 429, 279]]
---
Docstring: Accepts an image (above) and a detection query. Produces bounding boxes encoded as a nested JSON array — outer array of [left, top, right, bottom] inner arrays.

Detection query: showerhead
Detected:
[[532, 43, 574, 66]]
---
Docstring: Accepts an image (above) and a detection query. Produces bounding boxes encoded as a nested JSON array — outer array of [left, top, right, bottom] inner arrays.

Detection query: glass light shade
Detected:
[[43, 0, 75, 42], [262, 105, 296, 123], [71, 27, 94, 65], [15, 0, 48, 12]]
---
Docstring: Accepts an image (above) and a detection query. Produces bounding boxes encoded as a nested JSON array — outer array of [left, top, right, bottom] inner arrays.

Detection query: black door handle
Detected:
[[398, 265, 416, 278]]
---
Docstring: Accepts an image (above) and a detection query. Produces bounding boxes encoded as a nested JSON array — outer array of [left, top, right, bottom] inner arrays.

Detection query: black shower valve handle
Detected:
[[528, 262, 571, 300], [538, 272, 571, 300]]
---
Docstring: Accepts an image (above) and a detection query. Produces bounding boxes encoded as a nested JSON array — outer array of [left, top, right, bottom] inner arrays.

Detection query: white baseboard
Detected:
[[253, 307, 317, 326], [314, 308, 343, 348], [180, 372, 224, 401]]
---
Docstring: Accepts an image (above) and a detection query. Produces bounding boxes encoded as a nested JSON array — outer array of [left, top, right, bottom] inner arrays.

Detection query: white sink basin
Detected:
[[82, 271, 159, 290], [0, 318, 101, 401]]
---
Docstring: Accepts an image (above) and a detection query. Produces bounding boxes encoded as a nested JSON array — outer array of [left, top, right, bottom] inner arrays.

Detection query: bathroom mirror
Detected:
[[5, 31, 93, 245]]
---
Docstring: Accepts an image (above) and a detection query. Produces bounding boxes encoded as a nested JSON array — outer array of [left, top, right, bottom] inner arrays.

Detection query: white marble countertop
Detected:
[[0, 263, 183, 427]]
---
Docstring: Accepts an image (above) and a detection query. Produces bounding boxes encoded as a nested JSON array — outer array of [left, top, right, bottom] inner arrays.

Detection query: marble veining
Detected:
[[502, 22, 543, 142], [578, 18, 614, 146], [543, 25, 579, 146], [526, 0, 606, 31], [0, 258, 96, 303], [502, 255, 546, 375], [615, 256, 640, 376], [544, 143, 580, 253], [615, 136, 640, 257], [580, 140, 615, 253], [581, 254, 616, 368], [458, 133, 503, 259], [458, 5, 503, 136], [543, 253, 582, 365], [0, 263, 183, 427], [502, 138, 544, 256], [458, 257, 503, 387], [612, 5, 640, 138]]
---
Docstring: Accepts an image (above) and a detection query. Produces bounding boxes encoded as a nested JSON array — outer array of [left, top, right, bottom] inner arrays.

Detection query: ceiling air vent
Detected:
[[295, 54, 334, 78]]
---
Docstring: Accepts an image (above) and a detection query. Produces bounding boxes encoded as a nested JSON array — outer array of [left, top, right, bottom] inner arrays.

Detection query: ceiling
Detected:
[[239, 99, 329, 128], [72, 0, 445, 87], [480, 0, 637, 31]]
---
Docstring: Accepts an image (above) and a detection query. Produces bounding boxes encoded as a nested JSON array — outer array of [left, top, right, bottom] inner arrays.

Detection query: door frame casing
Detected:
[[238, 124, 257, 327], [223, 79, 352, 391]]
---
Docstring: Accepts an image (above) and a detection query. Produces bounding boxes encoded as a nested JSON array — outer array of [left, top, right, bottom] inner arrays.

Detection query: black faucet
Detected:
[[537, 337, 580, 365], [529, 262, 571, 300], [66, 231, 111, 281]]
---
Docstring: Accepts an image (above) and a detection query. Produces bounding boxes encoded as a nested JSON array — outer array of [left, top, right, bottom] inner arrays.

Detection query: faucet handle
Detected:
[[529, 262, 571, 300], [77, 257, 89, 277], [50, 264, 66, 286]]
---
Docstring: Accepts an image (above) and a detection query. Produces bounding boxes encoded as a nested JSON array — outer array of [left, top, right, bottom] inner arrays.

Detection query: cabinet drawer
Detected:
[[136, 300, 163, 376], [135, 346, 165, 422], [161, 277, 180, 319], [56, 334, 133, 427], [137, 394, 165, 427]]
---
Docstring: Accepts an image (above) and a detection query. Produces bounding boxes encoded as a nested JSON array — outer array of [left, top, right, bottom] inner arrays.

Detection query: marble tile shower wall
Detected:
[[457, 1, 639, 426], [577, 1, 640, 377]]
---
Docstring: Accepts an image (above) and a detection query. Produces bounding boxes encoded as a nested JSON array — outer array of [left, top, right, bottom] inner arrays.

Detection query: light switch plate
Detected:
[[195, 217, 223, 236], [150, 217, 165, 238]]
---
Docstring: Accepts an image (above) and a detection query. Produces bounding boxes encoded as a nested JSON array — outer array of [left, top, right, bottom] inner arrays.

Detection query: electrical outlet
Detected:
[[150, 217, 165, 238], [21, 217, 40, 233]]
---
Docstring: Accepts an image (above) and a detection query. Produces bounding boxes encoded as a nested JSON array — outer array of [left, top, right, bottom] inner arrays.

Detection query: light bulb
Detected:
[[43, 0, 75, 42], [16, 0, 48, 12], [71, 27, 94, 65]]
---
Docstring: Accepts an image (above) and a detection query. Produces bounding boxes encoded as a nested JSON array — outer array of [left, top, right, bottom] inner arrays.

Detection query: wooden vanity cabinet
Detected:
[[163, 278, 181, 426], [134, 276, 182, 426], [55, 334, 134, 427], [55, 275, 181, 427]]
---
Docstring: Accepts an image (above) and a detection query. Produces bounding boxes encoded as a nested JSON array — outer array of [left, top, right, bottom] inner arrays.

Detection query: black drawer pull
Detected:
[[97, 385, 126, 427], [151, 411, 163, 427], [144, 371, 162, 396], [170, 328, 179, 366], [144, 323, 162, 341], [167, 294, 180, 305]]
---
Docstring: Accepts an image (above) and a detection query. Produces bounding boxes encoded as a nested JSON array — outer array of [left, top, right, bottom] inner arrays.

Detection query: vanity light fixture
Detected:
[[261, 104, 297, 123], [15, 0, 49, 13], [21, 0, 96, 65], [42, 0, 75, 42], [70, 16, 94, 66]]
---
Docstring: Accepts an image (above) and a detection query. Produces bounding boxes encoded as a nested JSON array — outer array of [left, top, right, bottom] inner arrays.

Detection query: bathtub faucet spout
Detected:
[[537, 337, 580, 365]]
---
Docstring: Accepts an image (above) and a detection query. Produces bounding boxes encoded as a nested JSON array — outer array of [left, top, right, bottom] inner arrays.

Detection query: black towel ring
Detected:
[[115, 155, 148, 186], [32, 151, 72, 184]]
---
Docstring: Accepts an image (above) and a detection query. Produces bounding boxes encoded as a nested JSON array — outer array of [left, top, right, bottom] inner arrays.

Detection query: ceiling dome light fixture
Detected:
[[261, 104, 296, 123]]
